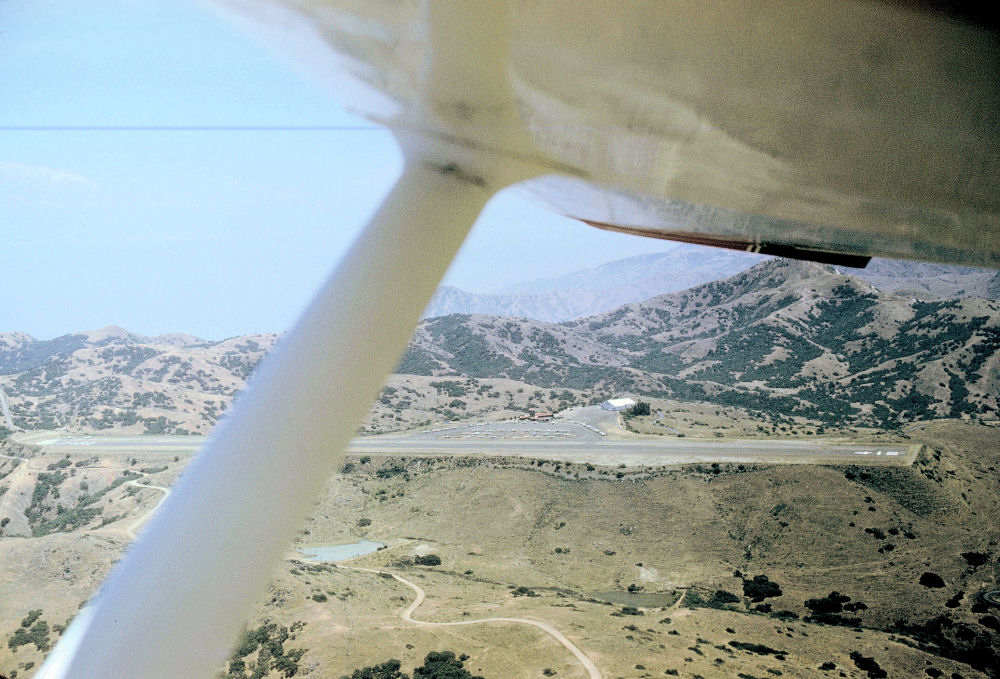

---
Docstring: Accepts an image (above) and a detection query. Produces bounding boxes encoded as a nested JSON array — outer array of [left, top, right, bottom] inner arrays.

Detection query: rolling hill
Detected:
[[2, 423, 998, 678], [425, 249, 998, 323], [403, 259, 1000, 428], [2, 259, 998, 435], [0, 328, 278, 435]]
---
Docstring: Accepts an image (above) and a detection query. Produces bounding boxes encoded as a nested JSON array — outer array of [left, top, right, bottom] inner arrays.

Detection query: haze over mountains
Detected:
[[404, 260, 1000, 428], [3, 254, 1000, 678], [844, 259, 1000, 300], [426, 246, 999, 322], [1, 254, 998, 434], [426, 246, 767, 321]]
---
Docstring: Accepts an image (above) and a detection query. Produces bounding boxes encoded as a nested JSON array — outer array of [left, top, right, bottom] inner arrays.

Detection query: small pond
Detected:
[[299, 540, 385, 563]]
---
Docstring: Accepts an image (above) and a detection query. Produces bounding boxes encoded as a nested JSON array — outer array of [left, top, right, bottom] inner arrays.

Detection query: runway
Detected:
[[16, 420, 919, 467], [346, 420, 919, 466]]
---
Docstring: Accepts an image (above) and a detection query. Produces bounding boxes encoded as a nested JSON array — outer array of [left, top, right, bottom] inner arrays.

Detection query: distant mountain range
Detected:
[[425, 246, 997, 322], [844, 259, 1000, 300], [2, 256, 998, 434], [403, 259, 1000, 428], [424, 246, 766, 321]]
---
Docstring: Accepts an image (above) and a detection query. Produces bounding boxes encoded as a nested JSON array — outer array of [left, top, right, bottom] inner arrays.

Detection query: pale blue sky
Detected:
[[2, 0, 673, 340]]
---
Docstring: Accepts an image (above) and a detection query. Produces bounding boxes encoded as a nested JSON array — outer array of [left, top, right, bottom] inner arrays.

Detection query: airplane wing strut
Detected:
[[36, 156, 495, 679], [38, 2, 547, 675], [35, 0, 1000, 675]]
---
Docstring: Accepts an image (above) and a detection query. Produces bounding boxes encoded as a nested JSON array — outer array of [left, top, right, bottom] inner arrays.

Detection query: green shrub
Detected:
[[413, 651, 483, 679], [7, 612, 51, 652], [706, 590, 740, 608], [849, 651, 886, 679], [340, 658, 407, 679], [341, 651, 483, 679], [227, 621, 307, 679], [919, 572, 945, 588], [743, 575, 782, 602], [626, 401, 651, 417], [728, 640, 787, 659]]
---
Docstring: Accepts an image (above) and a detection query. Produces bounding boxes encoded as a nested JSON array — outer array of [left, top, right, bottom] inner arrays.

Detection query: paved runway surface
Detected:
[[348, 421, 918, 466], [18, 419, 919, 467], [17, 432, 206, 453]]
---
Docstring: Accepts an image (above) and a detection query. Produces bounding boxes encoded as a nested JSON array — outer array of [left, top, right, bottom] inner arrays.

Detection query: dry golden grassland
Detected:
[[620, 397, 913, 442], [1, 422, 997, 678]]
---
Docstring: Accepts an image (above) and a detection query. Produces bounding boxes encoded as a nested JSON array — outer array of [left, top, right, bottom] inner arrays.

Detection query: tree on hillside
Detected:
[[341, 659, 408, 679], [341, 651, 484, 679], [626, 401, 651, 417], [413, 651, 483, 679]]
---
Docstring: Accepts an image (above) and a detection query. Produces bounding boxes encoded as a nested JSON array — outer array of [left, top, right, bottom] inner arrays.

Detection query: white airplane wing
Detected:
[[38, 2, 999, 677], [213, 0, 999, 268]]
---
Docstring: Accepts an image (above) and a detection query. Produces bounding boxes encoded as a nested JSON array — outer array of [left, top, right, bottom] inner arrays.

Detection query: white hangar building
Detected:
[[601, 397, 636, 411]]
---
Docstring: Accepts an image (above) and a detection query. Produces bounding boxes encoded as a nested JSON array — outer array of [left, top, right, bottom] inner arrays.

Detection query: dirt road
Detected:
[[346, 565, 602, 679], [124, 480, 171, 540]]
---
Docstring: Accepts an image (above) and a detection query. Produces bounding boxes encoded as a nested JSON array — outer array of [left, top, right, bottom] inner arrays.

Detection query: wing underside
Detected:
[[216, 0, 1000, 267], [37, 2, 1000, 677]]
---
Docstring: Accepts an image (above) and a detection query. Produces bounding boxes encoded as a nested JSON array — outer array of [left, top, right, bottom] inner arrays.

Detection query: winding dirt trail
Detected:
[[345, 565, 601, 679], [1, 451, 171, 540], [666, 589, 686, 612], [124, 480, 171, 540]]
